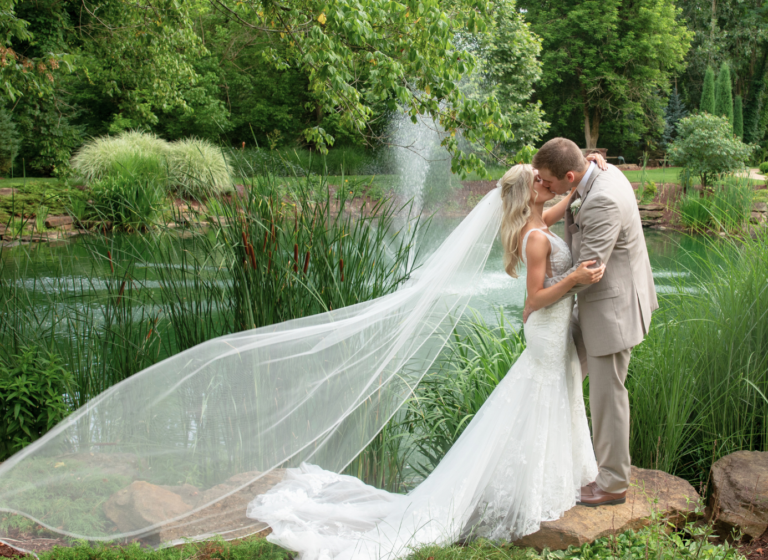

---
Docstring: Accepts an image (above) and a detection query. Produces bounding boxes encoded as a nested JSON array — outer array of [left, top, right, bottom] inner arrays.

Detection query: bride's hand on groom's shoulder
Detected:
[[586, 152, 608, 171]]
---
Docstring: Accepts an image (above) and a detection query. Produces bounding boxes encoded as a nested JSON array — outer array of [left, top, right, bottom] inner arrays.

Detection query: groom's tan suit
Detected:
[[549, 163, 658, 493]]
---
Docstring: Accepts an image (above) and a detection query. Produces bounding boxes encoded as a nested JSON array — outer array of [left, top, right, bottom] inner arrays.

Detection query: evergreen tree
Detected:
[[700, 66, 716, 114], [714, 63, 734, 123], [744, 46, 768, 145], [733, 95, 743, 139], [662, 87, 688, 148], [0, 108, 20, 176]]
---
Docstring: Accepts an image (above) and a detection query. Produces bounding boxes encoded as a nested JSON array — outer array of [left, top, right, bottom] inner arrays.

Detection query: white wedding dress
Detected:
[[246, 228, 598, 560]]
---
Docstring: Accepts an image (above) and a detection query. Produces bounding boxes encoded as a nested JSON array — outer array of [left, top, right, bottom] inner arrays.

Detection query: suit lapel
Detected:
[[574, 167, 604, 227]]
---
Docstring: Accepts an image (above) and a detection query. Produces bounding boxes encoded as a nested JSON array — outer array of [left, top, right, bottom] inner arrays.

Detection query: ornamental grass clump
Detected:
[[167, 137, 233, 198], [71, 130, 169, 183]]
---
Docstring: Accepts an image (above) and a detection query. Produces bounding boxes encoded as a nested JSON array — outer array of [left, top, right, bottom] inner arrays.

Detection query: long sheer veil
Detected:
[[0, 188, 503, 553]]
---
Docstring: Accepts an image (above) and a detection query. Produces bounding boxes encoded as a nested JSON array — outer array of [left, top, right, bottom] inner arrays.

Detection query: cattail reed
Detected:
[[340, 258, 344, 282], [263, 230, 268, 252], [294, 244, 299, 273], [107, 250, 114, 274], [303, 251, 310, 274], [248, 243, 257, 270], [116, 280, 127, 304], [267, 251, 272, 274]]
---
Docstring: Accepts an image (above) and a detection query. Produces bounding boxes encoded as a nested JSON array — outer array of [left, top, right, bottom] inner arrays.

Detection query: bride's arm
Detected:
[[541, 153, 608, 227], [524, 231, 605, 313]]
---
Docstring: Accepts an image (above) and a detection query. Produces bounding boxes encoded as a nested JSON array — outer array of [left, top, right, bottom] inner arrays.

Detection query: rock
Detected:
[[514, 467, 700, 551], [104, 480, 193, 534], [753, 202, 767, 213], [709, 450, 768, 540], [45, 215, 74, 228], [0, 188, 18, 196]]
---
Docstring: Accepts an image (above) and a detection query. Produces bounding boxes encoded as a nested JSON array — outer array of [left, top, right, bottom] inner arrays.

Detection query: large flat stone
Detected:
[[710, 450, 768, 540], [45, 215, 74, 228], [514, 467, 700, 551], [104, 480, 193, 534]]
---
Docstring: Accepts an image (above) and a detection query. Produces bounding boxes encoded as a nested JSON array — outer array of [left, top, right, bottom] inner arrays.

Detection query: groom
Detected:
[[528, 138, 658, 507]]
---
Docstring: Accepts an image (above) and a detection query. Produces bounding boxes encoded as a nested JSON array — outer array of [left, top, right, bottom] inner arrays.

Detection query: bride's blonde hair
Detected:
[[499, 164, 535, 278]]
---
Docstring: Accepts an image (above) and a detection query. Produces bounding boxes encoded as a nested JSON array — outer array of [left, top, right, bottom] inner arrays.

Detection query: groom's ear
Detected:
[[566, 171, 576, 183]]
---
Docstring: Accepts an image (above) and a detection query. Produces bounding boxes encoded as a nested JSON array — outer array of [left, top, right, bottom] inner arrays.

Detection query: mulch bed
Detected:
[[739, 529, 768, 560]]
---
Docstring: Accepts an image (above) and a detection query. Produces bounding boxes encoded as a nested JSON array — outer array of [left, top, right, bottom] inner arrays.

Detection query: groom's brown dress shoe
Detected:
[[577, 482, 626, 507]]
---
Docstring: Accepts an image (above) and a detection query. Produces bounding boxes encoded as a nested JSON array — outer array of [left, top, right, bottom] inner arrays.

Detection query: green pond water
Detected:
[[1, 219, 710, 334]]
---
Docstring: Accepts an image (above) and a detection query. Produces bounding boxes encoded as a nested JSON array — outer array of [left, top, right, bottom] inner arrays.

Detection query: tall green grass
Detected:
[[0, 167, 421, 462], [627, 229, 768, 488], [676, 175, 754, 232], [404, 310, 526, 478]]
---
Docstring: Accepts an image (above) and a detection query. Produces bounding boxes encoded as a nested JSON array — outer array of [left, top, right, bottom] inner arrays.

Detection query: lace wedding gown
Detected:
[[246, 228, 598, 560]]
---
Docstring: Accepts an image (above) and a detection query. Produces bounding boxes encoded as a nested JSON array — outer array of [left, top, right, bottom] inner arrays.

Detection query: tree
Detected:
[[668, 113, 755, 187], [743, 45, 767, 145], [209, 0, 517, 177], [714, 63, 733, 123], [471, 0, 548, 151], [733, 95, 743, 139], [700, 66, 716, 114], [519, 0, 692, 149], [677, 0, 767, 113], [0, 106, 19, 174], [662, 87, 687, 148]]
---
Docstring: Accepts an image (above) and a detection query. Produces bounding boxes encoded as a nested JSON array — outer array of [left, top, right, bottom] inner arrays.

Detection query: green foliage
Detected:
[[32, 537, 293, 560], [0, 345, 72, 458], [714, 63, 734, 123], [638, 180, 658, 203], [167, 138, 233, 198], [521, 0, 692, 149], [71, 131, 168, 184], [90, 174, 167, 232], [0, 180, 88, 220], [215, 0, 515, 178], [662, 89, 687, 149], [700, 66, 716, 114], [743, 48, 767, 145], [473, 0, 548, 151], [676, 176, 753, 232], [627, 228, 768, 486], [668, 113, 755, 186], [0, 106, 19, 175], [734, 95, 744, 139], [546, 519, 743, 560], [759, 161, 768, 174], [404, 310, 526, 477]]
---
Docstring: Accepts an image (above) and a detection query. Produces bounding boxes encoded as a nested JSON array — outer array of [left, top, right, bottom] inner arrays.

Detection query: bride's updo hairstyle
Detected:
[[499, 164, 535, 278]]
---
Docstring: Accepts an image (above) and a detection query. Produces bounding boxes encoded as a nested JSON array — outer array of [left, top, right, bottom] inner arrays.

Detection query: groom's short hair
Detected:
[[533, 138, 587, 179]]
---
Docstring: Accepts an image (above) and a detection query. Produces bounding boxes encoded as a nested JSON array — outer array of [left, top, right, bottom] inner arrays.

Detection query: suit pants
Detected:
[[572, 318, 632, 494]]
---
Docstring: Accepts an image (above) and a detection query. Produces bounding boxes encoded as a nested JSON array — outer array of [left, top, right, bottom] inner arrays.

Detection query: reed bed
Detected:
[[0, 168, 421, 461]]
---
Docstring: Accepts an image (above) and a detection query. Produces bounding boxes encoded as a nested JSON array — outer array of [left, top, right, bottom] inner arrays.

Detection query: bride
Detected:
[[246, 158, 608, 560]]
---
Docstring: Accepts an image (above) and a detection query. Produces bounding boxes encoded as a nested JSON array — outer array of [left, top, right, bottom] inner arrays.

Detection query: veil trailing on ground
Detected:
[[0, 189, 503, 554]]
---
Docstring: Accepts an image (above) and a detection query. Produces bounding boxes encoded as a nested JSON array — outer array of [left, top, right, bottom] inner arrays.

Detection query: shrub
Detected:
[[668, 113, 755, 186], [759, 161, 768, 174], [71, 130, 169, 183], [639, 180, 657, 203], [0, 107, 20, 175], [90, 173, 166, 231], [700, 66, 716, 114], [167, 137, 233, 198], [0, 346, 73, 459]]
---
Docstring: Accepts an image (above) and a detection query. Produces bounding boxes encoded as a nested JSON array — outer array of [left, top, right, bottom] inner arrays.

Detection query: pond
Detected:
[[1, 218, 711, 332]]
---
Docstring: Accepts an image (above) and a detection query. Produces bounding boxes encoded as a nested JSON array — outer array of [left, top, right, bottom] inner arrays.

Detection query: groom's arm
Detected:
[[525, 194, 621, 322]]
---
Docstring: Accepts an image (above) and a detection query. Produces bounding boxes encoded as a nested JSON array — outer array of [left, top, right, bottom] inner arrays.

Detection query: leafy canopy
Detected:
[[519, 0, 692, 150], [668, 113, 755, 186], [210, 0, 513, 177]]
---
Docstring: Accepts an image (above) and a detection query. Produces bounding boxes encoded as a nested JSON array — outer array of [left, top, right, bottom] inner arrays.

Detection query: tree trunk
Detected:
[[584, 108, 600, 149]]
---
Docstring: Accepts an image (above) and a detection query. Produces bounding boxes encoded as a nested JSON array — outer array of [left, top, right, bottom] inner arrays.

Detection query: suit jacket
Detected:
[[555, 164, 658, 357]]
